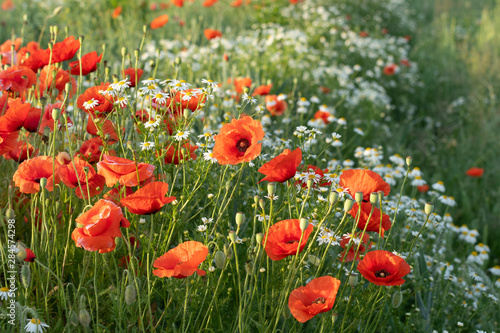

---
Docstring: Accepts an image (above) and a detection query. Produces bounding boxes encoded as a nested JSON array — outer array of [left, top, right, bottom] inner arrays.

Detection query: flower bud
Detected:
[[306, 179, 314, 189], [253, 195, 260, 204], [392, 290, 403, 308], [225, 181, 232, 191], [244, 261, 252, 275], [344, 198, 354, 212], [134, 49, 140, 58], [16, 245, 27, 261], [349, 273, 358, 288], [267, 183, 276, 196], [223, 244, 233, 259], [299, 218, 309, 231], [307, 255, 320, 266], [355, 191, 363, 203], [228, 231, 236, 243], [235, 212, 245, 227], [329, 191, 339, 205], [21, 264, 31, 289], [214, 250, 226, 269], [175, 57, 182, 66], [258, 199, 265, 210], [51, 108, 60, 121], [121, 47, 127, 57], [69, 310, 79, 326], [370, 192, 378, 205], [39, 178, 48, 189], [406, 156, 412, 167], [424, 202, 434, 216], [183, 108, 191, 120], [243, 86, 250, 95], [79, 309, 91, 328], [5, 208, 15, 219], [124, 284, 136, 305], [255, 233, 263, 244]]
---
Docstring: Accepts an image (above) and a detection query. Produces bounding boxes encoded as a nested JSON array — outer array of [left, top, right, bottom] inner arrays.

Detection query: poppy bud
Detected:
[[23, 14, 28, 24], [329, 191, 339, 205], [65, 82, 72, 94], [255, 233, 263, 244], [344, 198, 354, 212], [121, 47, 127, 57], [39, 178, 48, 189], [225, 181, 232, 191], [105, 66, 111, 78], [21, 264, 31, 289], [253, 195, 259, 204], [79, 309, 91, 328], [406, 156, 412, 167], [175, 57, 182, 66], [355, 191, 363, 203], [243, 86, 250, 95], [5, 208, 15, 219], [306, 179, 314, 189], [349, 273, 358, 288], [235, 212, 245, 227], [125, 284, 136, 305], [370, 192, 378, 205], [424, 202, 434, 216], [392, 290, 403, 308], [69, 310, 79, 326], [214, 250, 226, 269], [229, 231, 236, 243], [16, 245, 27, 261], [149, 60, 155, 68], [258, 199, 265, 210], [378, 190, 384, 201], [244, 261, 252, 275], [223, 244, 233, 259], [307, 255, 320, 266], [183, 108, 191, 119], [52, 108, 60, 121], [267, 183, 276, 196], [299, 218, 309, 231], [134, 49, 140, 58], [143, 25, 147, 33]]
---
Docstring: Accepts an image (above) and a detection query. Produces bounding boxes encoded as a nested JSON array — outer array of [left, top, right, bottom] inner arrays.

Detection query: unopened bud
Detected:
[[134, 49, 139, 58], [255, 233, 263, 244], [39, 178, 48, 189], [306, 179, 314, 189], [16, 245, 27, 261], [370, 192, 378, 205], [406, 156, 412, 167], [267, 183, 276, 196], [344, 198, 354, 212], [307, 255, 320, 266], [175, 57, 181, 66], [243, 86, 250, 95], [121, 47, 127, 57], [5, 208, 15, 219], [21, 264, 31, 289], [253, 195, 259, 204], [225, 181, 232, 191], [392, 290, 403, 308], [214, 251, 226, 269], [69, 311, 79, 326], [299, 218, 309, 231], [349, 273, 358, 288], [258, 199, 265, 210], [329, 191, 339, 205], [223, 243, 233, 259], [355, 191, 363, 203], [79, 309, 91, 328], [424, 202, 434, 216], [52, 108, 60, 121], [124, 284, 136, 305], [235, 212, 245, 227], [228, 231, 236, 243], [183, 108, 191, 119]]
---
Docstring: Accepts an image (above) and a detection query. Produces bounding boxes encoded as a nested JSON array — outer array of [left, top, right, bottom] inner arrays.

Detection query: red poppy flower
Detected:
[[0, 131, 18, 155], [357, 250, 411, 286], [22, 107, 42, 133], [349, 202, 391, 237], [12, 156, 60, 193], [203, 0, 218, 7], [122, 67, 144, 87], [50, 36, 80, 64], [0, 98, 31, 133], [172, 0, 183, 7], [258, 148, 302, 183], [359, 31, 369, 38], [77, 83, 115, 117], [313, 110, 333, 124], [204, 29, 223, 40], [400, 59, 411, 68], [97, 154, 155, 187], [0, 66, 37, 93], [295, 164, 331, 189], [3, 140, 38, 162], [75, 138, 104, 163], [265, 95, 287, 116], [339, 232, 370, 262], [288, 276, 341, 323], [339, 169, 390, 201], [120, 182, 176, 215], [0, 38, 21, 53], [263, 219, 313, 261], [38, 65, 77, 100], [24, 248, 36, 262], [58, 157, 106, 199], [1, 0, 14, 11], [69, 51, 102, 76], [231, 0, 242, 7], [20, 48, 50, 72], [111, 5, 122, 18], [37, 103, 73, 135], [153, 241, 208, 278], [252, 84, 272, 96], [417, 184, 429, 193], [162, 142, 198, 165], [233, 77, 252, 94], [383, 64, 398, 76], [10, 41, 40, 67], [151, 14, 169, 29], [86, 116, 119, 144], [212, 116, 264, 165], [103, 186, 134, 208], [163, 89, 206, 116], [466, 167, 484, 177], [71, 199, 130, 253]]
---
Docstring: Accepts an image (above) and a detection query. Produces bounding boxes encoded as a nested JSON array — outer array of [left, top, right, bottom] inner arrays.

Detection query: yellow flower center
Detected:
[[1, 287, 9, 292], [30, 319, 41, 324]]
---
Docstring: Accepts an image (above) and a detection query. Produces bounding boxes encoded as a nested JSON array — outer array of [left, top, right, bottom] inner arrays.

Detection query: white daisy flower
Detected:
[[203, 151, 217, 163], [197, 225, 207, 232], [174, 130, 190, 141], [438, 195, 457, 207], [0, 286, 13, 300], [25, 318, 49, 333], [82, 98, 99, 110], [144, 116, 162, 129], [140, 141, 155, 151], [114, 96, 129, 108], [110, 79, 131, 91], [201, 217, 213, 224], [99, 85, 119, 97], [431, 181, 446, 192]]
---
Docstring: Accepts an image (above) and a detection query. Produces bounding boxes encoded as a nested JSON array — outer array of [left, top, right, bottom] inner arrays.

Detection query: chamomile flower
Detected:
[[354, 128, 365, 136], [140, 141, 155, 151], [201, 217, 213, 224], [144, 116, 162, 129], [431, 181, 446, 192], [332, 140, 343, 147], [153, 91, 169, 104], [82, 98, 99, 110], [203, 151, 218, 163], [174, 130, 190, 141], [438, 195, 457, 207], [411, 176, 426, 186], [25, 318, 49, 333], [142, 77, 160, 86], [197, 225, 207, 232], [139, 83, 160, 95], [0, 286, 13, 300], [114, 96, 129, 108], [264, 194, 278, 201], [99, 85, 118, 97], [242, 93, 257, 104], [110, 79, 131, 91], [201, 79, 219, 88]]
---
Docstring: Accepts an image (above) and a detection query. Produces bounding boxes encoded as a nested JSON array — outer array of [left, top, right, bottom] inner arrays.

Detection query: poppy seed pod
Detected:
[[306, 179, 314, 189], [255, 233, 263, 244], [254, 195, 260, 204], [329, 191, 339, 205], [267, 183, 276, 196], [355, 191, 363, 203], [235, 212, 245, 227], [424, 202, 434, 216], [406, 156, 412, 167], [344, 198, 354, 212], [299, 218, 309, 232], [214, 250, 226, 269], [259, 199, 265, 210], [51, 108, 60, 121], [225, 181, 232, 191], [39, 177, 48, 189], [124, 284, 136, 305], [370, 192, 378, 205], [229, 231, 237, 243], [349, 273, 358, 288]]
